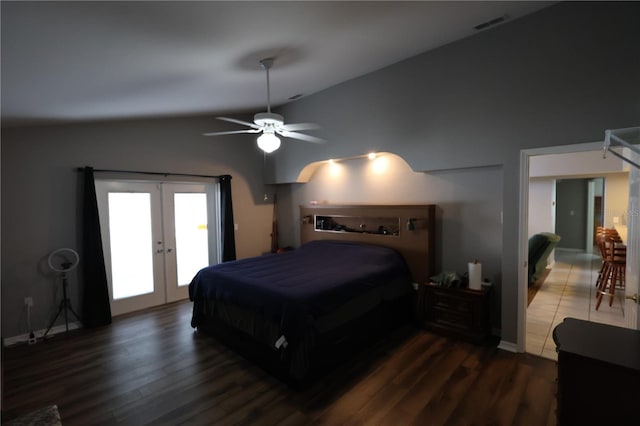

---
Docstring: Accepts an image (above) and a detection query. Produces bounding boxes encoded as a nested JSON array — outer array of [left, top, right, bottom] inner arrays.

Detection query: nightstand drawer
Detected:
[[430, 291, 474, 313], [419, 283, 491, 343], [429, 306, 473, 330]]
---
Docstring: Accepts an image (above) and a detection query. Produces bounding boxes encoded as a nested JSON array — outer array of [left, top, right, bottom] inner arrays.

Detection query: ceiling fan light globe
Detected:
[[257, 133, 281, 153]]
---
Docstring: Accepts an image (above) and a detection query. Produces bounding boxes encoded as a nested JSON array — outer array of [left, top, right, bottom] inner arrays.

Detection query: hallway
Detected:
[[526, 248, 627, 360]]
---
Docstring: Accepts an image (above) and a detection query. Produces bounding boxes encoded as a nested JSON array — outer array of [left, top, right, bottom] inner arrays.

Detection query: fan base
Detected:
[[254, 112, 284, 126]]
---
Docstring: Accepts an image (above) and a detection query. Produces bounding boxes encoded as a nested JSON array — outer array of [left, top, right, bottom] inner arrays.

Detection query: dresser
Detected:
[[417, 283, 491, 343], [553, 318, 640, 425]]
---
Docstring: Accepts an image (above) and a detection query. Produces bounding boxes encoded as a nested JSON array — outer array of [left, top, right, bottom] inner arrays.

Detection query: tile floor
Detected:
[[526, 248, 627, 360]]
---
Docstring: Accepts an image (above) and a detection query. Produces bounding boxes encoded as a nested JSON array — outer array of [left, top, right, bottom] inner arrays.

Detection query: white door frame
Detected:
[[96, 178, 220, 316], [586, 180, 595, 253], [96, 180, 166, 316], [625, 150, 640, 329], [162, 182, 220, 303], [517, 141, 606, 352]]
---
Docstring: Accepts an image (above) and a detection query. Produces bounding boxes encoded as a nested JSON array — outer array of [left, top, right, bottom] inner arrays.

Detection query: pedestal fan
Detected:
[[43, 248, 82, 338]]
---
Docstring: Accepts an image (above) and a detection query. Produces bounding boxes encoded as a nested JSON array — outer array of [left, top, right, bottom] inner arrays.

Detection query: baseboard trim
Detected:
[[3, 322, 82, 347], [497, 340, 519, 353]]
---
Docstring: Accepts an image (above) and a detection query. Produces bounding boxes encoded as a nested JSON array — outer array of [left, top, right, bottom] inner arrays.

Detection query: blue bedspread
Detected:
[[189, 240, 411, 339]]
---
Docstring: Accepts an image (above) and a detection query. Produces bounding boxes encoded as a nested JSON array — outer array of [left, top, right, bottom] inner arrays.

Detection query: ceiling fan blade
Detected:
[[279, 122, 321, 132], [277, 130, 326, 144], [216, 116, 261, 129], [203, 129, 261, 136]]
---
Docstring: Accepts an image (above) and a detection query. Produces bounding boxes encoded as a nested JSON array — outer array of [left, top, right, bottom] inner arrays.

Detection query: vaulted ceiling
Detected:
[[1, 1, 553, 127]]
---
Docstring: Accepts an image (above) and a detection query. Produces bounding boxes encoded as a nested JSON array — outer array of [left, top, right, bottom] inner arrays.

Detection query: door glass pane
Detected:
[[174, 193, 209, 285], [108, 193, 154, 299]]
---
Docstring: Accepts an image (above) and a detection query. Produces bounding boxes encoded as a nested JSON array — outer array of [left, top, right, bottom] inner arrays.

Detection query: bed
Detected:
[[190, 204, 436, 382]]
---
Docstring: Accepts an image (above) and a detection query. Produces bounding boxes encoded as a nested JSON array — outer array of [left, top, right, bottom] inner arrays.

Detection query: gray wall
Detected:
[[2, 2, 639, 346], [274, 155, 503, 328], [555, 179, 588, 249], [267, 2, 640, 344], [1, 116, 271, 339]]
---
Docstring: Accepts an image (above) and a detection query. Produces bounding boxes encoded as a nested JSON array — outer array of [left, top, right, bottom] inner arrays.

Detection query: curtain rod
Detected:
[[76, 167, 229, 180]]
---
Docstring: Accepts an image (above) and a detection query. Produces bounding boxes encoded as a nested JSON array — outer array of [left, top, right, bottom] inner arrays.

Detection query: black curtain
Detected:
[[219, 175, 237, 262], [81, 166, 112, 327]]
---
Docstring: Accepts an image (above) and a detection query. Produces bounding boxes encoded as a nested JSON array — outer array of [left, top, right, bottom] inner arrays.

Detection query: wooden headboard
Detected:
[[300, 204, 436, 284]]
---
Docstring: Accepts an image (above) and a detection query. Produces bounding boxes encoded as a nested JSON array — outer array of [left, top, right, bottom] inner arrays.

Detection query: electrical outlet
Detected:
[[24, 296, 33, 307]]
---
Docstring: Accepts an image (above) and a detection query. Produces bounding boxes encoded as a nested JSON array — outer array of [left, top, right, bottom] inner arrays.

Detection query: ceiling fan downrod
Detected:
[[260, 58, 274, 113]]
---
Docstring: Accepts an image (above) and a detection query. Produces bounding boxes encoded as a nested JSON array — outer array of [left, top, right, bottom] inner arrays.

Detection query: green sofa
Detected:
[[528, 232, 561, 286]]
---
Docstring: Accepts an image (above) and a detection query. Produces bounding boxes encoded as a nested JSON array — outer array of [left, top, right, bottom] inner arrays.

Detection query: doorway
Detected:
[[555, 179, 589, 250], [518, 142, 640, 354], [95, 180, 220, 315]]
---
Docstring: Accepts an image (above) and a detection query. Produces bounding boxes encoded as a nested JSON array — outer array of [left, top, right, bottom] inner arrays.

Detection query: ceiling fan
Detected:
[[203, 58, 325, 153]]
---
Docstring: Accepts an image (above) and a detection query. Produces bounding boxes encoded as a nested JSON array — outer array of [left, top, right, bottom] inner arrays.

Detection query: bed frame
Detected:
[[193, 204, 437, 385], [300, 204, 436, 284]]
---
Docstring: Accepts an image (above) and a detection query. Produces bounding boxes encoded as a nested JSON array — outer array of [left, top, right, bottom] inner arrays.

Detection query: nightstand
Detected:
[[418, 282, 491, 343]]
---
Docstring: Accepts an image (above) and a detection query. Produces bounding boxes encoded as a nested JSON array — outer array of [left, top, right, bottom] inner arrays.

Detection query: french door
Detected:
[[95, 180, 220, 316]]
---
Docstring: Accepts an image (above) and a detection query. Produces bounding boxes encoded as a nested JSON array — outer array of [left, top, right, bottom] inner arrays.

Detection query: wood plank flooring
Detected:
[[2, 301, 558, 425]]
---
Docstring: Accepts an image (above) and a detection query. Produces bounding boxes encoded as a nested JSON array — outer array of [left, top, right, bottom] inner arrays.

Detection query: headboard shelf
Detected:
[[300, 204, 436, 283], [314, 214, 400, 236]]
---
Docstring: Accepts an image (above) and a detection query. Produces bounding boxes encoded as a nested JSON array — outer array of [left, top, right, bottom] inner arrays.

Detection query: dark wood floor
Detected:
[[2, 301, 558, 425]]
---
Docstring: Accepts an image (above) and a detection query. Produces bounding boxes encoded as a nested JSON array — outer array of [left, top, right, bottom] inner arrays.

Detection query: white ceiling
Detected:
[[1, 1, 553, 127]]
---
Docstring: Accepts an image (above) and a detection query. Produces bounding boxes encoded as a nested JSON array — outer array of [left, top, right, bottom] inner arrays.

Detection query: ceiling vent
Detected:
[[474, 15, 508, 31]]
